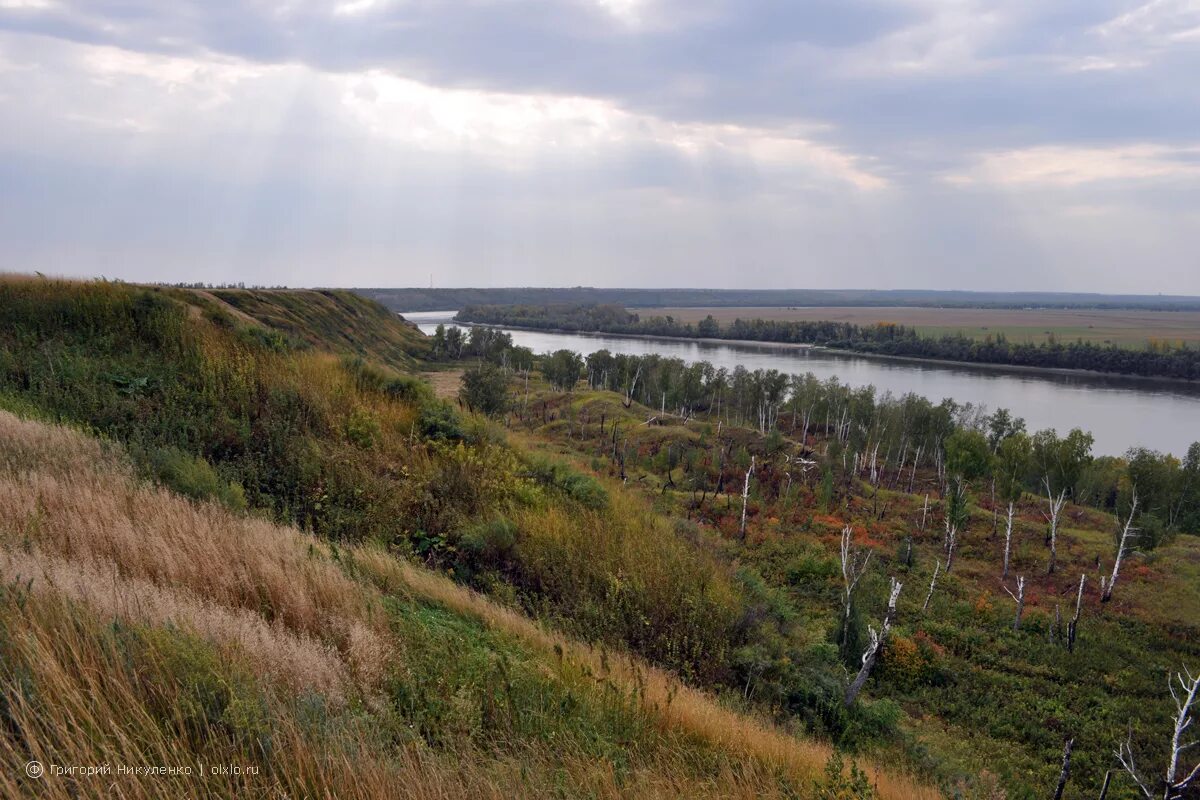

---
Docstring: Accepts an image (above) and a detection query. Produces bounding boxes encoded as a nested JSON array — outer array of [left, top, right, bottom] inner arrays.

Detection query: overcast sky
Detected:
[[1, 1, 1198, 291]]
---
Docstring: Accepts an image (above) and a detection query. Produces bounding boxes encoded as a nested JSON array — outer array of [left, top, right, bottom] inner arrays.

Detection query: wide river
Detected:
[[404, 311, 1200, 457]]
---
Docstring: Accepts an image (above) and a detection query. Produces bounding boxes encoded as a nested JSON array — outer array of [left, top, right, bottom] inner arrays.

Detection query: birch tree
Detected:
[[1003, 576, 1026, 631], [1044, 477, 1068, 574], [922, 559, 941, 613], [1002, 502, 1015, 580], [844, 577, 902, 707], [1115, 667, 1200, 799], [1067, 573, 1086, 652], [839, 524, 872, 650], [1102, 488, 1138, 603], [739, 455, 756, 540]]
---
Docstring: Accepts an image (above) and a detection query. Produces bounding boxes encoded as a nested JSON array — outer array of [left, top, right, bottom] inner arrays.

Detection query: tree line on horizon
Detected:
[[454, 303, 1200, 381]]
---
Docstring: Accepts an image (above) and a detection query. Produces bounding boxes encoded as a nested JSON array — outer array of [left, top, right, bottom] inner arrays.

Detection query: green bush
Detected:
[[418, 401, 465, 441], [814, 751, 876, 800], [345, 407, 382, 449], [523, 455, 608, 509], [144, 445, 247, 511]]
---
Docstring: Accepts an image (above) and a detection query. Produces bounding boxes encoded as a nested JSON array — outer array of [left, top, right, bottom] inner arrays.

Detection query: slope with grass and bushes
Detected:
[[1, 408, 941, 799], [0, 276, 935, 799]]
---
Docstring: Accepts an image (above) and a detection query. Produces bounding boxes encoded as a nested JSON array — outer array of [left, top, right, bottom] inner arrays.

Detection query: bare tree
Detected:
[[739, 455, 756, 540], [1044, 477, 1068, 574], [1053, 737, 1074, 800], [1103, 488, 1138, 603], [1003, 576, 1026, 631], [1067, 573, 1086, 652], [622, 364, 641, 408], [839, 524, 873, 649], [944, 515, 958, 573], [1115, 667, 1200, 799], [922, 559, 941, 613], [844, 577, 902, 707], [1002, 501, 1015, 580]]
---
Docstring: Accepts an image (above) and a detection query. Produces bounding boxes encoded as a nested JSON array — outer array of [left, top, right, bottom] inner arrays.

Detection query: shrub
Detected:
[[815, 750, 876, 800], [418, 401, 464, 441], [346, 407, 382, 449], [144, 445, 247, 511], [523, 455, 608, 510]]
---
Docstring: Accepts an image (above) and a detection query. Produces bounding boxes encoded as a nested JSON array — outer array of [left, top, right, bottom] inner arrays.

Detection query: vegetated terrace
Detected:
[[643, 306, 1200, 348]]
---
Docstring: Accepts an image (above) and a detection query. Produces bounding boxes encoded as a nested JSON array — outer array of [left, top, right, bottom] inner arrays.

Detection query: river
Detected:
[[403, 311, 1200, 457]]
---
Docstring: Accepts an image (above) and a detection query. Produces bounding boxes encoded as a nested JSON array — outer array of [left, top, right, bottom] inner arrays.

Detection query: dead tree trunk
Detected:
[[839, 525, 872, 650], [922, 559, 941, 613], [1004, 576, 1026, 631], [1067, 573, 1086, 652], [944, 516, 958, 573], [1044, 477, 1067, 574], [739, 456, 755, 540], [1115, 667, 1200, 799], [1002, 502, 1015, 580], [844, 577, 902, 707], [1053, 737, 1074, 800], [1102, 489, 1138, 603]]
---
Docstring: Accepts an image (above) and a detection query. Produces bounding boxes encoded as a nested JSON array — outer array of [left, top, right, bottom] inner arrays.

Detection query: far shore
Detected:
[[435, 316, 1200, 388]]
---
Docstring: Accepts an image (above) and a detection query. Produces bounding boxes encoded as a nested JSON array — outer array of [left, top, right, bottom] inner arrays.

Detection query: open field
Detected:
[[643, 306, 1200, 347]]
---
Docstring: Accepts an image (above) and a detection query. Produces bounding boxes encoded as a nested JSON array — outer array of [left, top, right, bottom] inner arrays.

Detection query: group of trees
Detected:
[[458, 333, 1200, 538], [455, 304, 1200, 381]]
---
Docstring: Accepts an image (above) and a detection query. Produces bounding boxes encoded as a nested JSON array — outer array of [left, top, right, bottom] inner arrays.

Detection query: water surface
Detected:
[[403, 311, 1200, 457]]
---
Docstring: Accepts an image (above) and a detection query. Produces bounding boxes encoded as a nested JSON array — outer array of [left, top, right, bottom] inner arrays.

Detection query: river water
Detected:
[[403, 311, 1200, 457]]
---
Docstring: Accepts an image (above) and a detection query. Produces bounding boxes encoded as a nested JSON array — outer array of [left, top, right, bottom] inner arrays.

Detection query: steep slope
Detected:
[[0, 410, 937, 799], [179, 286, 429, 368]]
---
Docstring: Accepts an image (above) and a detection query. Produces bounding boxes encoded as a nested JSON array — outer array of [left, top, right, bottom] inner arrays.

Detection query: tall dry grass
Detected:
[[0, 409, 389, 695], [0, 409, 942, 799]]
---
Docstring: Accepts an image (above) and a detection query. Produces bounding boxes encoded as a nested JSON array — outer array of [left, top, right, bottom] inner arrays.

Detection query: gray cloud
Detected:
[[0, 0, 1198, 290]]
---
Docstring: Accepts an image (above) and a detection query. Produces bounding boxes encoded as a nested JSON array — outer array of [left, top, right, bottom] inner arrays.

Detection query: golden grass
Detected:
[[0, 409, 942, 798], [0, 409, 390, 696]]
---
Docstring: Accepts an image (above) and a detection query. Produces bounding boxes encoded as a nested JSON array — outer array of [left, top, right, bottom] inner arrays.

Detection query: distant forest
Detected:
[[455, 303, 1200, 381], [357, 286, 1200, 312]]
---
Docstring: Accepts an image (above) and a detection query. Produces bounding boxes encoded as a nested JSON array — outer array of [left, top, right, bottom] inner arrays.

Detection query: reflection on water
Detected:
[[402, 311, 1200, 457]]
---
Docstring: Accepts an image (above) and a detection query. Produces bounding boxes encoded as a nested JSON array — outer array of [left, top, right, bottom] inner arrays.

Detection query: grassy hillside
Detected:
[[1, 409, 939, 798], [187, 287, 430, 368], [0, 277, 935, 798]]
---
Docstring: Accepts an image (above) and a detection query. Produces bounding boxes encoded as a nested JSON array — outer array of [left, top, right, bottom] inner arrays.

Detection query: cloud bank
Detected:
[[1, 0, 1198, 290]]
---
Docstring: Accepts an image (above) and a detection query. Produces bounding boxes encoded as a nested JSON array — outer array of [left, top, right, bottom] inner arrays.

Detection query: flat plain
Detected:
[[640, 306, 1200, 347]]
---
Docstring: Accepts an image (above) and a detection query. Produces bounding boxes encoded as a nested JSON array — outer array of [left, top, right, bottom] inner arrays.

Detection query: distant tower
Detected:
[[429, 273, 433, 289]]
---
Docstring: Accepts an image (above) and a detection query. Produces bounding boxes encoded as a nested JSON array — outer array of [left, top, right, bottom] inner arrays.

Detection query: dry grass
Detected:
[[0, 409, 942, 799], [0, 409, 390, 696]]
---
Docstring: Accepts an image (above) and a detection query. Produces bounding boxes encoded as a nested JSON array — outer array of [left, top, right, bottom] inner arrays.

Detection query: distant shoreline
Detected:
[[439, 317, 1200, 388]]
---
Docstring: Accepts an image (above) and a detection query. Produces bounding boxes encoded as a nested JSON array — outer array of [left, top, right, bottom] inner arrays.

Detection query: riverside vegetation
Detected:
[[1, 277, 1197, 798], [454, 303, 1200, 381]]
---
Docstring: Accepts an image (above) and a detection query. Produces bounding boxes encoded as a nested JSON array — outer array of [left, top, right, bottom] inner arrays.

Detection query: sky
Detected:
[[1, 1, 1199, 291]]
